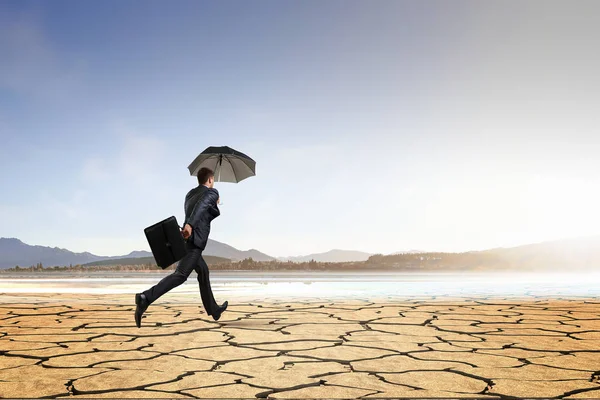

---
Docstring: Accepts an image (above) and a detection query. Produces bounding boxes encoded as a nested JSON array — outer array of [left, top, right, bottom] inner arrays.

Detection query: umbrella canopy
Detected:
[[187, 146, 256, 183]]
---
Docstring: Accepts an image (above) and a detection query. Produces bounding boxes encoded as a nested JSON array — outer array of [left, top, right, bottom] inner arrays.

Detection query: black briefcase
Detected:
[[144, 216, 188, 269]]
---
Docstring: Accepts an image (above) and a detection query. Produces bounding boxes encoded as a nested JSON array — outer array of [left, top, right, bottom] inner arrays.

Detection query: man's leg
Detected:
[[195, 253, 219, 316], [142, 247, 201, 304]]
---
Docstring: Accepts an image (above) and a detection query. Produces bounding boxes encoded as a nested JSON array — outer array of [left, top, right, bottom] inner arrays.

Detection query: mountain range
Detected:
[[0, 237, 389, 269], [0, 237, 274, 269], [3, 235, 600, 270]]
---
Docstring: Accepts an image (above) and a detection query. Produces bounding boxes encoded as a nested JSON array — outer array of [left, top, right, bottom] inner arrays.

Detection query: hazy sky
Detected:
[[1, 0, 600, 257]]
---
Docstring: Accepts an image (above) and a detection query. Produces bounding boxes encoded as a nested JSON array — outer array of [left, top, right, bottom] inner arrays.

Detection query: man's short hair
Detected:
[[197, 167, 214, 185]]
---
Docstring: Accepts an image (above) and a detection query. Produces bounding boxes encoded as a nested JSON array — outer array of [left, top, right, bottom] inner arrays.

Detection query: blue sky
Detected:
[[1, 0, 600, 257]]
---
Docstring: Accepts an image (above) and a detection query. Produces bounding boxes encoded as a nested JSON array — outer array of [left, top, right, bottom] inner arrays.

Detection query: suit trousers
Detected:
[[142, 240, 219, 316]]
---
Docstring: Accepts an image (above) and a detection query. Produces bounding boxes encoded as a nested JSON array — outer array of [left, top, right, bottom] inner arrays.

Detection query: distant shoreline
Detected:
[[0, 267, 461, 274], [0, 265, 521, 273], [3, 246, 599, 273]]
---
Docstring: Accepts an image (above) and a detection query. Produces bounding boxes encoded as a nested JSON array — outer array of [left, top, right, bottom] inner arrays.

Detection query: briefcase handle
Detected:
[[179, 225, 188, 242]]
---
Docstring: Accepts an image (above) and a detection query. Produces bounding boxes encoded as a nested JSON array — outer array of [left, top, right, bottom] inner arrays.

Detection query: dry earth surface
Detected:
[[0, 293, 599, 399]]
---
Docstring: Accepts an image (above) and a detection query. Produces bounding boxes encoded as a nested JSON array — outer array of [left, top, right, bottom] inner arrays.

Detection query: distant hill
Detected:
[[277, 249, 373, 263], [81, 255, 231, 267], [204, 239, 275, 261], [0, 237, 274, 269], [366, 235, 600, 271], [126, 250, 153, 258], [477, 235, 600, 271], [0, 238, 150, 269]]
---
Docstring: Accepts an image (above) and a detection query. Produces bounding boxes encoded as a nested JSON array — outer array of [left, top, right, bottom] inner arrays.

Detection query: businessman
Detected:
[[135, 167, 228, 327]]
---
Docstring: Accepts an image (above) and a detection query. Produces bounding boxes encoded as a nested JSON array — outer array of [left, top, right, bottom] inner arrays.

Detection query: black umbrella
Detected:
[[187, 145, 256, 183]]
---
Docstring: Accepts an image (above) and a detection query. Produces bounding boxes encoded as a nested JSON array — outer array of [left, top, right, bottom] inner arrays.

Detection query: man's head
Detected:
[[197, 167, 215, 188]]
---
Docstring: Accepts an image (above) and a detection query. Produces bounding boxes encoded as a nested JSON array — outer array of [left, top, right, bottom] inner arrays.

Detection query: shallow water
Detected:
[[0, 271, 599, 298]]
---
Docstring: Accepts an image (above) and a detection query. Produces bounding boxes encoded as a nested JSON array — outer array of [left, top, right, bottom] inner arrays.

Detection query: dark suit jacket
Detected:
[[183, 185, 220, 250]]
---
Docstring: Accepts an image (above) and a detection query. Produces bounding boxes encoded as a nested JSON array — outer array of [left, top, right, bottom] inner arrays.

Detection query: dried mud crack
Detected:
[[0, 293, 599, 398]]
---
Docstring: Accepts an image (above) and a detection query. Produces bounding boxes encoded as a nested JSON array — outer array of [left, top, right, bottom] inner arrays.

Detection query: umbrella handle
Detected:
[[216, 155, 222, 183], [216, 156, 222, 204]]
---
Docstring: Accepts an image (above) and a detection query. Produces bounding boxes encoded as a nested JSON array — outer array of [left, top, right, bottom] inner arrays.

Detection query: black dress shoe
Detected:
[[135, 293, 149, 328], [212, 301, 228, 321]]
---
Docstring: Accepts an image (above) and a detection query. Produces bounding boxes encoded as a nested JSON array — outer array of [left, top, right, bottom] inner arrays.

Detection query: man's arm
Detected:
[[187, 188, 219, 230], [182, 188, 195, 227]]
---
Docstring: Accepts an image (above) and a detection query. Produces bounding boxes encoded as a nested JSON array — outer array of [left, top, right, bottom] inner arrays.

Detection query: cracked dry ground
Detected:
[[1, 294, 600, 399]]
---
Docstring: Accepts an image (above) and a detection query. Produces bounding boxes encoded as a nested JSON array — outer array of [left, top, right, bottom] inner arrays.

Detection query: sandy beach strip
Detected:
[[1, 292, 600, 399]]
